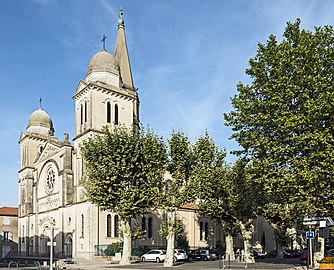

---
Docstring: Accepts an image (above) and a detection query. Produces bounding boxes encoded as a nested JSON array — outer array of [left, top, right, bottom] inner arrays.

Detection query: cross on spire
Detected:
[[39, 97, 43, 109], [118, 8, 124, 27], [101, 34, 107, 50]]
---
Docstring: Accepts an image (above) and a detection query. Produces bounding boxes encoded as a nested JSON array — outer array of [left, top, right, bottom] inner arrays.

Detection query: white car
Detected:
[[174, 249, 188, 261], [141, 249, 166, 263]]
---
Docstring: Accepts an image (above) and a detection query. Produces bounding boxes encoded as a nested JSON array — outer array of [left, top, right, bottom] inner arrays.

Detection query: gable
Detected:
[[73, 80, 89, 98], [36, 142, 61, 164]]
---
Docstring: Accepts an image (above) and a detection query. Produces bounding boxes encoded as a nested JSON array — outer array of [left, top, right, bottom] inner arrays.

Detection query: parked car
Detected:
[[174, 249, 188, 261], [326, 249, 334, 257], [283, 249, 294, 258], [300, 248, 309, 264], [141, 249, 166, 263], [186, 249, 201, 260], [268, 250, 277, 258], [253, 250, 266, 259], [200, 249, 217, 261]]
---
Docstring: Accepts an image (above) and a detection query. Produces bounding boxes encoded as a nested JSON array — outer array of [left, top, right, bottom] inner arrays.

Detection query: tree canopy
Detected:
[[80, 126, 167, 264], [224, 19, 334, 225]]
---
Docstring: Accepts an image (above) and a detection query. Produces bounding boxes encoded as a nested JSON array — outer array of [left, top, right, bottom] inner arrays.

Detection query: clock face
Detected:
[[46, 168, 55, 193]]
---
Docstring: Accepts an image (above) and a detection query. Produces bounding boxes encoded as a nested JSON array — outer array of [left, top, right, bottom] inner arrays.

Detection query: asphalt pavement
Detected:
[[1, 257, 309, 270]]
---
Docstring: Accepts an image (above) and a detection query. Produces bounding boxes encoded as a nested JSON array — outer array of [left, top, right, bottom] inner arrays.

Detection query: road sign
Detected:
[[306, 231, 315, 239], [303, 221, 317, 226]]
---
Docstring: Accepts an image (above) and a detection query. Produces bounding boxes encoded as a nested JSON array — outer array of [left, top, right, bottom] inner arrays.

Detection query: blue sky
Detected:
[[1, 0, 334, 207]]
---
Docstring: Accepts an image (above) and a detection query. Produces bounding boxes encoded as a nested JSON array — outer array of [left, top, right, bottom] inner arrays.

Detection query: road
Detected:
[[1, 257, 306, 270]]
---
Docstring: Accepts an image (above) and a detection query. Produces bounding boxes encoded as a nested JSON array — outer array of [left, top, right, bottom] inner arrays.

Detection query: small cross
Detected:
[[39, 97, 42, 108], [101, 34, 107, 50]]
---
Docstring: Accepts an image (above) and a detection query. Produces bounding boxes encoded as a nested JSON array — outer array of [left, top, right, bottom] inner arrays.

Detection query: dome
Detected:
[[27, 108, 54, 136], [86, 49, 120, 77]]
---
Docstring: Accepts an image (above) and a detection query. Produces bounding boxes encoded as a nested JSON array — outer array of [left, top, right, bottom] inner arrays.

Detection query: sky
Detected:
[[1, 0, 334, 207]]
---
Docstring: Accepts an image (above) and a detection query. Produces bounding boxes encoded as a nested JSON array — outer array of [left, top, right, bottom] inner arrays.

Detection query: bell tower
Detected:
[[72, 9, 140, 182]]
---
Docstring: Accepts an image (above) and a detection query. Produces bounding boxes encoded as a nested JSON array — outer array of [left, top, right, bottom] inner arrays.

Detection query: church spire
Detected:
[[114, 8, 134, 88]]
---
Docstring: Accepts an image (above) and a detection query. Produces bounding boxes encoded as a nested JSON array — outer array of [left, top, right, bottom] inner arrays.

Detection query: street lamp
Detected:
[[46, 219, 57, 270]]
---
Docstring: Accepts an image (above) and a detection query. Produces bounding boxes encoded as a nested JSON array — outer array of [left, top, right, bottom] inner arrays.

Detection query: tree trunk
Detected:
[[225, 233, 235, 261], [239, 221, 255, 263], [120, 218, 132, 265], [314, 236, 325, 270], [164, 211, 175, 267], [273, 227, 284, 259]]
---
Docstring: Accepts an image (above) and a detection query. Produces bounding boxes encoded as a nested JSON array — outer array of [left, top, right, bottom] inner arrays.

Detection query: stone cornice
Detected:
[[73, 128, 103, 142], [73, 81, 137, 101]]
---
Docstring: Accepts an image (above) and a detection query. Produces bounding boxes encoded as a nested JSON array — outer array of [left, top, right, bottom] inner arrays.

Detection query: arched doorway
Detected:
[[40, 226, 50, 257], [65, 234, 73, 258]]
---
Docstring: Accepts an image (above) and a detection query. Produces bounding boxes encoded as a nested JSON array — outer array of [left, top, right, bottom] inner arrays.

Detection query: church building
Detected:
[[18, 11, 273, 260]]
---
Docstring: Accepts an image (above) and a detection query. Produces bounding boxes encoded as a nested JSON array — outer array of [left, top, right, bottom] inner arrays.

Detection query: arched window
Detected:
[[148, 217, 153, 239], [204, 222, 209, 240], [200, 222, 203, 241], [141, 217, 146, 234], [22, 225, 25, 243], [114, 215, 119, 237], [84, 101, 87, 123], [80, 104, 83, 125], [114, 104, 119, 125], [22, 146, 26, 166], [107, 214, 112, 237], [81, 214, 84, 237], [106, 102, 111, 123]]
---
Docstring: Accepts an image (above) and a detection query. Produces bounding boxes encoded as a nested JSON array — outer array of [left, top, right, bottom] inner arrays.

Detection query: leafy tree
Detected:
[[81, 126, 167, 265], [190, 133, 235, 257], [227, 159, 262, 262], [162, 130, 196, 266], [225, 19, 334, 254]]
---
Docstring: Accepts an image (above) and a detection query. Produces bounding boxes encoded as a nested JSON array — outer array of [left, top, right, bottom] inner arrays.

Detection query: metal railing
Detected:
[[219, 254, 248, 269], [7, 261, 18, 270]]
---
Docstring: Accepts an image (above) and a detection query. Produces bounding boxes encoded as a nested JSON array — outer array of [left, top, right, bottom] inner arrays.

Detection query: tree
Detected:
[[81, 126, 167, 265], [190, 133, 234, 257], [162, 130, 196, 267], [225, 19, 334, 253], [227, 159, 262, 262]]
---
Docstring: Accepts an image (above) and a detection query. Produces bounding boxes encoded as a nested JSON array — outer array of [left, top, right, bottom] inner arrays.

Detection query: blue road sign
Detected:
[[306, 231, 315, 239]]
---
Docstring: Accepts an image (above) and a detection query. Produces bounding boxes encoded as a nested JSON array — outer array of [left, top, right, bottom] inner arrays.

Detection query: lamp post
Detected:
[[46, 219, 57, 270], [50, 226, 54, 270]]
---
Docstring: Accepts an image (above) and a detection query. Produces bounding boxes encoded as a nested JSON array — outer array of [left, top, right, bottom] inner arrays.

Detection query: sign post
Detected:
[[45, 220, 57, 270]]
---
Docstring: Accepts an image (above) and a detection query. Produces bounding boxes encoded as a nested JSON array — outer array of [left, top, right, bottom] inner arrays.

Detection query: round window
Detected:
[[46, 168, 56, 193]]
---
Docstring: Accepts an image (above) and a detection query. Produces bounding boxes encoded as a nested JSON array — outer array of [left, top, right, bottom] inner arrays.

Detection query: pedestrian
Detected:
[[241, 249, 245, 262], [236, 248, 240, 261]]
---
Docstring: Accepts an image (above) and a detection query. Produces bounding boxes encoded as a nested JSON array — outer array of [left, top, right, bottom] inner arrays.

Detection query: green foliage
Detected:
[[224, 19, 334, 228], [105, 242, 123, 256], [318, 256, 334, 263], [163, 130, 196, 209], [228, 159, 259, 219], [81, 126, 168, 219], [190, 133, 232, 228], [159, 217, 185, 239], [176, 234, 189, 249]]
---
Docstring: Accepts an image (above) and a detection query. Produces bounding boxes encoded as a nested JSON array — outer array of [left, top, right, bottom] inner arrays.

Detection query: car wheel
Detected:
[[204, 256, 208, 261], [141, 257, 146, 262], [156, 257, 161, 263]]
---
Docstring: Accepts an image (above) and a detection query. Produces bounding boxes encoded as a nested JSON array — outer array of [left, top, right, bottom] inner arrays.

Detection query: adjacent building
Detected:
[[0, 206, 18, 258]]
